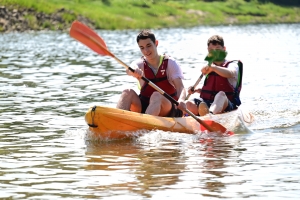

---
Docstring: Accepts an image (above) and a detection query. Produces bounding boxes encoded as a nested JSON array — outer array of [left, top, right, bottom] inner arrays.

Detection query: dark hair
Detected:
[[207, 35, 224, 47], [136, 29, 156, 43]]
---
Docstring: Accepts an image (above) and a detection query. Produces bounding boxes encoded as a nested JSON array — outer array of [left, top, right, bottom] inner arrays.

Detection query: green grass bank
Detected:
[[1, 0, 300, 32]]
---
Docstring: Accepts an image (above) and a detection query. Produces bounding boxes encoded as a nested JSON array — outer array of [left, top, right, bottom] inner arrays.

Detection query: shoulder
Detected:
[[226, 60, 239, 70], [165, 56, 184, 79], [227, 60, 242, 66], [165, 56, 181, 68], [165, 55, 176, 62], [131, 57, 144, 68]]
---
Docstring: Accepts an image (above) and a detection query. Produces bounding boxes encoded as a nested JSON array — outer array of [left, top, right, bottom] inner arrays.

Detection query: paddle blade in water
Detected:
[[200, 120, 234, 136], [70, 20, 112, 57]]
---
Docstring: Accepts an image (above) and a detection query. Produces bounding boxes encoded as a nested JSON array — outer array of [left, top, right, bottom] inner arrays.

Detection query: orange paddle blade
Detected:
[[70, 20, 113, 57], [200, 120, 234, 136]]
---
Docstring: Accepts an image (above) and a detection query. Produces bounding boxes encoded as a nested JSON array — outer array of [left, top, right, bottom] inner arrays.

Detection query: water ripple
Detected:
[[0, 24, 300, 199]]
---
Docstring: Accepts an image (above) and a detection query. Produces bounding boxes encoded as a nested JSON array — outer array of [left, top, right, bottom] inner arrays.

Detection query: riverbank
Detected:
[[1, 0, 300, 33], [0, 5, 93, 32]]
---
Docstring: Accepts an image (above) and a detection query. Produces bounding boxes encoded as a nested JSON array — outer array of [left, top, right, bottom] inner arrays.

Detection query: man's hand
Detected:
[[127, 68, 143, 79], [187, 86, 195, 95], [201, 65, 213, 75], [187, 86, 201, 94]]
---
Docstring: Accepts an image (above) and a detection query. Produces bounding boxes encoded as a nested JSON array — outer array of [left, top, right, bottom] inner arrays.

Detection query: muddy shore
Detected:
[[0, 6, 93, 33]]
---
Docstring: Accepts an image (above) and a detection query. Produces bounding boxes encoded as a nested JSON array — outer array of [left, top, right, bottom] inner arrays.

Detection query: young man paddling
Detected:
[[116, 30, 186, 117], [186, 35, 243, 116]]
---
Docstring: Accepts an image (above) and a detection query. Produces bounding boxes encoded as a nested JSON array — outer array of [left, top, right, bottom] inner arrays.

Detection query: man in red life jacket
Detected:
[[186, 35, 243, 116], [116, 30, 186, 117]]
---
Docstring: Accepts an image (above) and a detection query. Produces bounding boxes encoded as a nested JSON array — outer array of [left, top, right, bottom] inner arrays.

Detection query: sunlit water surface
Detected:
[[0, 23, 300, 199]]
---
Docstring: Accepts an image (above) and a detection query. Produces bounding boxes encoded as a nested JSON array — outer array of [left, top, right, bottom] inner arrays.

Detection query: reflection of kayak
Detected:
[[84, 105, 254, 139]]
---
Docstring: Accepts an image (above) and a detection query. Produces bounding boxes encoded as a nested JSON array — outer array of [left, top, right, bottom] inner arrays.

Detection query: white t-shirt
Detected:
[[130, 55, 184, 89], [225, 60, 239, 88]]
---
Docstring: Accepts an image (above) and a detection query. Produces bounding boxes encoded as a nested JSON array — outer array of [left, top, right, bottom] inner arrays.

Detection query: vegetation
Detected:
[[255, 0, 300, 6], [1, 0, 300, 31]]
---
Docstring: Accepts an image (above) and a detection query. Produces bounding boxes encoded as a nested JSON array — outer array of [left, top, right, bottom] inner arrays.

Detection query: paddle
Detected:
[[185, 74, 204, 100], [185, 50, 227, 100], [69, 20, 233, 134]]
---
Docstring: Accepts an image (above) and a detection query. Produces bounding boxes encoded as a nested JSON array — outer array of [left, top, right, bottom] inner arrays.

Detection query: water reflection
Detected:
[[83, 131, 247, 198], [85, 138, 187, 197]]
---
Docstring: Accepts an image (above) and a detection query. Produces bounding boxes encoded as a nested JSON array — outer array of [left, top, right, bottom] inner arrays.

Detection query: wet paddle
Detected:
[[186, 50, 227, 100], [69, 20, 233, 134]]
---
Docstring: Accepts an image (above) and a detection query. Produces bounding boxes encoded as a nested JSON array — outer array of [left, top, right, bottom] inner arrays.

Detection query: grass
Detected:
[[1, 0, 300, 30]]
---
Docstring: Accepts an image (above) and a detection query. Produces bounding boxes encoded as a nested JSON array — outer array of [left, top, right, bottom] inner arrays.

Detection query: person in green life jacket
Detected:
[[116, 29, 186, 117], [185, 35, 243, 116]]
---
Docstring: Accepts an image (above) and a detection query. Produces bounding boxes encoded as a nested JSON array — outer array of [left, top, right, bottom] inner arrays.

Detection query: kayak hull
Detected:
[[84, 105, 254, 139], [85, 106, 202, 139]]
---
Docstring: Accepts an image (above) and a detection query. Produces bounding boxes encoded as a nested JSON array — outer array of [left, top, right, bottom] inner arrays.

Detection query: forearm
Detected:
[[211, 65, 235, 78], [177, 86, 186, 102], [193, 88, 202, 93]]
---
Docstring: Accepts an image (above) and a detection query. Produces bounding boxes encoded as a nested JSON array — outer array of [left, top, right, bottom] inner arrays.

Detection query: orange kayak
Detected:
[[84, 105, 254, 139]]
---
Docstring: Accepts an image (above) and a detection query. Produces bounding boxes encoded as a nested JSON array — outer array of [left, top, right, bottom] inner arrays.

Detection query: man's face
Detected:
[[208, 41, 225, 52], [138, 38, 158, 59]]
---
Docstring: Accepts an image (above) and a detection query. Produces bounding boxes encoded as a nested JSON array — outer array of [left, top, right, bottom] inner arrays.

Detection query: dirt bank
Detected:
[[0, 5, 94, 33]]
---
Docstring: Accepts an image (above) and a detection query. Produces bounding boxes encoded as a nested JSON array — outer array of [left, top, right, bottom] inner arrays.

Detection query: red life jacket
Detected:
[[139, 56, 177, 104], [200, 60, 243, 105]]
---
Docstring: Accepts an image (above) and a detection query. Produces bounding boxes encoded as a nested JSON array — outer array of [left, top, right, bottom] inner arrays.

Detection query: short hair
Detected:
[[136, 29, 156, 43], [207, 35, 224, 47]]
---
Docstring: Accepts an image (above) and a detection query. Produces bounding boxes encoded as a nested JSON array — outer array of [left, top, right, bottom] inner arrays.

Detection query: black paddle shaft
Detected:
[[128, 66, 179, 106]]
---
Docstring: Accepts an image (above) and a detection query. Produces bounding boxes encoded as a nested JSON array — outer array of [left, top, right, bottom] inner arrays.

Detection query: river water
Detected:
[[0, 23, 299, 199]]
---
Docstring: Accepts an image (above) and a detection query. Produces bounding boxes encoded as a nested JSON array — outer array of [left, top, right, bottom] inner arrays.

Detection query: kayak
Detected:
[[84, 105, 254, 139]]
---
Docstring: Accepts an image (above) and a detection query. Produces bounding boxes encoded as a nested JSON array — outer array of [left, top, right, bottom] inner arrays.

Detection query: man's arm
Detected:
[[201, 63, 237, 78], [173, 78, 186, 102]]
